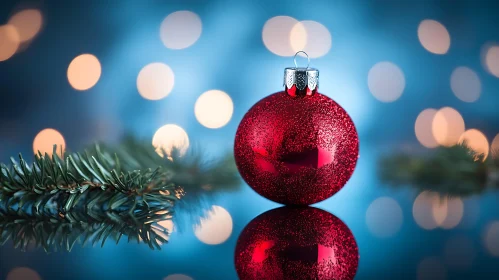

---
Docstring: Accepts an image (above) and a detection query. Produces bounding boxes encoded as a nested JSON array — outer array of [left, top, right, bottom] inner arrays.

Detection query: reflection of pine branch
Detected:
[[379, 143, 498, 197], [0, 211, 173, 253]]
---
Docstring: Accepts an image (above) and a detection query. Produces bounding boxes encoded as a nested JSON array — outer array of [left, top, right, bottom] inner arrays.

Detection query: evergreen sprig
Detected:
[[379, 143, 499, 197]]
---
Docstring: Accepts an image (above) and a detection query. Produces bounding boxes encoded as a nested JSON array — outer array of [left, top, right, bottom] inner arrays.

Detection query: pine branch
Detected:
[[0, 145, 181, 219], [379, 143, 497, 197]]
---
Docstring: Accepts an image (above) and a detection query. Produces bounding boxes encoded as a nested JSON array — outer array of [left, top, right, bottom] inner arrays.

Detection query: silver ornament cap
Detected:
[[283, 51, 319, 93]]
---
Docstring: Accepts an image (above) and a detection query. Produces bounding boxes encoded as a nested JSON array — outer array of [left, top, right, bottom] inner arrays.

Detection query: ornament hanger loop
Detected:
[[293, 51, 310, 69]]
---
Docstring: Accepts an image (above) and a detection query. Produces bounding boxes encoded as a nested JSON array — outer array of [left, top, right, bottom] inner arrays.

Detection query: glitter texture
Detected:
[[234, 91, 359, 205], [234, 207, 359, 280]]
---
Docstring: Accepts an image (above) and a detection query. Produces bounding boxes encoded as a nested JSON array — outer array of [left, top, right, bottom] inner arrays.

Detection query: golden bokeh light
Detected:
[[8, 9, 43, 42], [368, 61, 405, 102], [152, 124, 189, 158], [6, 267, 41, 280], [160, 11, 202, 50], [33, 128, 66, 157], [444, 235, 476, 269], [484, 221, 499, 257], [415, 109, 438, 148], [137, 62, 175, 100], [262, 16, 301, 56], [290, 20, 332, 58], [432, 107, 465, 147], [491, 134, 499, 158], [194, 205, 233, 245], [417, 19, 450, 55], [366, 197, 403, 238], [0, 24, 20, 62], [67, 54, 102, 91], [164, 274, 194, 280], [417, 257, 447, 280], [432, 197, 464, 229], [484, 45, 499, 78], [450, 67, 481, 102], [195, 90, 233, 129], [459, 129, 489, 159]]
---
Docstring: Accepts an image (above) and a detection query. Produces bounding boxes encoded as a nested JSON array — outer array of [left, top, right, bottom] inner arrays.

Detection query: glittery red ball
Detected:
[[234, 91, 359, 205], [234, 207, 359, 280]]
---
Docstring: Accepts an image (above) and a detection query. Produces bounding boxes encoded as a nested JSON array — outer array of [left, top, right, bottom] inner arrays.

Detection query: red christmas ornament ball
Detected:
[[234, 91, 359, 205], [234, 207, 359, 280]]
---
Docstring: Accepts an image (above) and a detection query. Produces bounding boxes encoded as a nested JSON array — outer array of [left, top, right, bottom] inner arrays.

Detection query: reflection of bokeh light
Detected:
[[152, 124, 189, 158], [164, 274, 193, 280], [366, 197, 403, 238], [418, 19, 450, 55], [67, 54, 102, 90], [415, 109, 438, 148], [417, 257, 447, 280], [160, 11, 202, 50], [291, 20, 332, 58], [444, 235, 476, 270], [33, 128, 66, 157], [195, 90, 233, 129], [450, 67, 481, 102], [432, 107, 465, 147], [491, 134, 499, 157], [158, 219, 174, 237], [194, 205, 233, 245], [459, 129, 489, 159], [137, 63, 175, 100], [484, 45, 499, 78], [0, 25, 20, 62], [432, 197, 464, 229], [262, 16, 301, 56], [368, 61, 405, 102], [413, 192, 464, 230], [6, 267, 41, 280], [8, 9, 43, 42], [413, 192, 439, 230], [484, 221, 499, 257]]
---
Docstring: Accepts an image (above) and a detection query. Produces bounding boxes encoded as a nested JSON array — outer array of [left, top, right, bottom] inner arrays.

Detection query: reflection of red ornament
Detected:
[[235, 207, 359, 280], [234, 63, 358, 205]]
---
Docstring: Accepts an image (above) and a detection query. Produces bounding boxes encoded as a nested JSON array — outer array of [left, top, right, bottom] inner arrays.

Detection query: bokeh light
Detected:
[[418, 19, 450, 55], [366, 197, 403, 238], [194, 90, 233, 129], [484, 45, 499, 78], [432, 107, 465, 147], [164, 274, 193, 280], [450, 67, 481, 102], [160, 11, 202, 50], [432, 197, 464, 229], [459, 129, 490, 159], [290, 20, 332, 58], [0, 24, 20, 62], [417, 257, 447, 280], [484, 221, 499, 257], [137, 62, 175, 100], [415, 109, 438, 148], [262, 16, 301, 56], [33, 128, 66, 157], [444, 235, 476, 270], [6, 267, 41, 280], [491, 134, 499, 157], [152, 124, 189, 158], [8, 9, 43, 42], [67, 54, 102, 91], [194, 205, 233, 245], [368, 61, 405, 102]]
